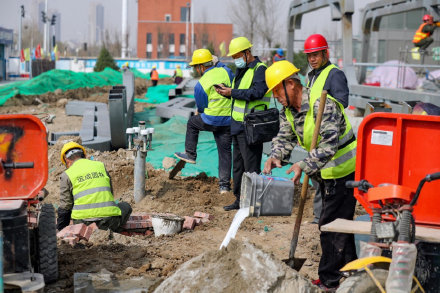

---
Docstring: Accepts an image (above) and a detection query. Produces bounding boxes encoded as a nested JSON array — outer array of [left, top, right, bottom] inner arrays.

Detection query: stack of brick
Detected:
[[57, 223, 98, 245], [120, 212, 153, 236], [182, 212, 214, 231]]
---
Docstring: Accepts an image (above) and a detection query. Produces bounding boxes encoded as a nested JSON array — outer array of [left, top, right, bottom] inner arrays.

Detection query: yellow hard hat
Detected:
[[176, 65, 181, 68], [265, 60, 300, 95], [189, 49, 213, 66], [60, 142, 86, 165], [152, 65, 157, 69], [227, 37, 252, 56]]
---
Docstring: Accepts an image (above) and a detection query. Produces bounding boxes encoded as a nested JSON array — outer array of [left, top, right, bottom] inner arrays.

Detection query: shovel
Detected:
[[169, 160, 186, 179], [284, 90, 328, 271]]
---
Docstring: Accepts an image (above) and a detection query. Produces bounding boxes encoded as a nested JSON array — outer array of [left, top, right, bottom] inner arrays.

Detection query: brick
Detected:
[[194, 212, 214, 221], [194, 218, 202, 226], [183, 216, 196, 230], [81, 227, 94, 241], [88, 222, 99, 231], [145, 230, 153, 236], [63, 236, 79, 246], [129, 213, 151, 221], [57, 224, 87, 239], [122, 220, 152, 230]]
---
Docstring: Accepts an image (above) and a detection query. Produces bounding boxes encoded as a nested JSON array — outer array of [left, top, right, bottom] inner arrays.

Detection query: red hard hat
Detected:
[[423, 14, 433, 21], [304, 34, 329, 54]]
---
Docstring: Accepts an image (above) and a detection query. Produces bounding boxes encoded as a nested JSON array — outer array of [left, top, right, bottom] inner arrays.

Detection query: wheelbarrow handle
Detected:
[[3, 162, 34, 169]]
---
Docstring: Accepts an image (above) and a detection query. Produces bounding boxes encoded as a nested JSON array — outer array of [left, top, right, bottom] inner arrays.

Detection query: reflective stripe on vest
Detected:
[[231, 62, 271, 122], [198, 67, 232, 117], [413, 23, 429, 43], [65, 159, 121, 220], [285, 64, 356, 179]]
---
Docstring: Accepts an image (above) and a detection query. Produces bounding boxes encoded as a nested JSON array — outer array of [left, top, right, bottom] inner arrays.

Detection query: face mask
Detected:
[[234, 57, 246, 68]]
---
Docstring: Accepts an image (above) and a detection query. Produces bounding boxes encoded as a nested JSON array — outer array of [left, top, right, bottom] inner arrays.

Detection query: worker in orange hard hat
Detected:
[[150, 65, 159, 86], [413, 14, 440, 53], [57, 142, 132, 232]]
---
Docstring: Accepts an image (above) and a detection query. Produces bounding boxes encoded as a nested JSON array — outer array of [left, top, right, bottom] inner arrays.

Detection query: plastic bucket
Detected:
[[240, 172, 295, 217], [152, 215, 184, 237]]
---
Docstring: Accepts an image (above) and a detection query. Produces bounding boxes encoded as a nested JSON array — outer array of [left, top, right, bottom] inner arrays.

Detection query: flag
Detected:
[[24, 48, 31, 61], [20, 49, 25, 62], [219, 41, 226, 57], [35, 44, 42, 59], [53, 45, 59, 61]]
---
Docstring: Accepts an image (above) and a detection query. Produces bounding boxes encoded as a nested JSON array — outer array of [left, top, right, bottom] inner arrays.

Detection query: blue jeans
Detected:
[[185, 115, 232, 189]]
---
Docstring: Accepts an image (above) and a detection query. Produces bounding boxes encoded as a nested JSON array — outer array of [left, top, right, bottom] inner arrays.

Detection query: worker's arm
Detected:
[[57, 172, 73, 231], [193, 82, 208, 113], [422, 24, 437, 34], [297, 98, 342, 176], [325, 68, 349, 108], [269, 108, 298, 165], [230, 66, 268, 102]]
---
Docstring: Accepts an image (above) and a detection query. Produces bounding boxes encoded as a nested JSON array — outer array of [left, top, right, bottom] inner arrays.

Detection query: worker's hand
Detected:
[[263, 157, 282, 174], [195, 110, 199, 115], [286, 162, 302, 185], [216, 85, 232, 97]]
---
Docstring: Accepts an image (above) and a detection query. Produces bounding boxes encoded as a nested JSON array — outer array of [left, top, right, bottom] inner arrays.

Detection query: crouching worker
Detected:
[[56, 142, 132, 232]]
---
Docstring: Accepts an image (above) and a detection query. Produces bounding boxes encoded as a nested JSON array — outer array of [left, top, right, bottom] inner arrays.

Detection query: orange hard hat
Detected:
[[304, 34, 329, 54], [423, 14, 433, 21]]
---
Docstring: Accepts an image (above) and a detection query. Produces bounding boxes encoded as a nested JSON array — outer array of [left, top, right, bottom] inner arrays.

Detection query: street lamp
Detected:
[[19, 5, 25, 55]]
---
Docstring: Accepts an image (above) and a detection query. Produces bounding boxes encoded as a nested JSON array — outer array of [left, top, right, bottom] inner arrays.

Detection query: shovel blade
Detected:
[[283, 257, 307, 272], [169, 160, 186, 179]]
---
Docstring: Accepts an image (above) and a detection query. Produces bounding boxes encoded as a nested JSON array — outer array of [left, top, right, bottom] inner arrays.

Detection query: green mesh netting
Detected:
[[135, 84, 178, 104], [0, 67, 171, 106], [130, 68, 170, 80], [135, 108, 307, 183]]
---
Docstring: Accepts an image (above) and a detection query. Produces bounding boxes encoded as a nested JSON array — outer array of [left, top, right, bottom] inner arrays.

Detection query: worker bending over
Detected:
[[175, 49, 234, 194], [413, 14, 440, 53], [57, 142, 132, 232], [263, 60, 357, 291]]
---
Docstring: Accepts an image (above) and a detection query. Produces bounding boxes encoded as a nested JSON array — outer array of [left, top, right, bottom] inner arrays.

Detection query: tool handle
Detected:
[[3, 162, 34, 169], [288, 90, 328, 262], [427, 172, 440, 182]]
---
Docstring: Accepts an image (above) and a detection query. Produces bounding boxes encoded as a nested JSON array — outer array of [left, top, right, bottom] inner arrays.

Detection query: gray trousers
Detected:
[[74, 202, 132, 232]]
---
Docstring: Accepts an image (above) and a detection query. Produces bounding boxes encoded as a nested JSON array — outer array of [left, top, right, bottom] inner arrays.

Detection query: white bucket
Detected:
[[151, 214, 184, 237]]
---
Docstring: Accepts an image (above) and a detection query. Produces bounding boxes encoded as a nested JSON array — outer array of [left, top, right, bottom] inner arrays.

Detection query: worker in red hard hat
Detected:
[[413, 14, 440, 53]]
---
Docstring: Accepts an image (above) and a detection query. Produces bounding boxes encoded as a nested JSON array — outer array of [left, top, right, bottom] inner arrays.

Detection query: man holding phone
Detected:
[[175, 49, 234, 194]]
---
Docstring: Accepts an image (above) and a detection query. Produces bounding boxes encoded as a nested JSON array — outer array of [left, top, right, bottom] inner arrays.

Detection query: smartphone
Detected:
[[213, 84, 223, 89]]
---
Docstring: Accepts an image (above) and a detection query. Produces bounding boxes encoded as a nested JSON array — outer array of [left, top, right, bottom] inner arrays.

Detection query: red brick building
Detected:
[[137, 0, 233, 59]]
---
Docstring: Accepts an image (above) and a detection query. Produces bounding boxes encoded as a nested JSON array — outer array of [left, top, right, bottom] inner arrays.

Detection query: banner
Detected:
[[35, 44, 42, 59], [24, 48, 31, 61], [219, 41, 226, 57], [20, 49, 25, 62]]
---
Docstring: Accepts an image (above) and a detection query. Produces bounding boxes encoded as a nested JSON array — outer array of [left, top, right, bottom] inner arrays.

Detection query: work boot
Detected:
[[174, 152, 196, 164], [219, 187, 230, 194], [223, 199, 240, 211], [312, 279, 338, 292]]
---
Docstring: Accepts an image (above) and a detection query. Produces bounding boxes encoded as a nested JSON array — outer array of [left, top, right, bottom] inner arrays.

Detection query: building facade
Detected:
[[137, 0, 233, 59]]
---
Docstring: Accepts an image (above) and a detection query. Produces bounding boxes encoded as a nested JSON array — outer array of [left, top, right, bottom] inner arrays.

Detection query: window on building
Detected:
[[169, 34, 175, 45], [146, 52, 152, 58], [146, 33, 152, 44], [378, 40, 386, 63], [406, 9, 425, 30], [158, 33, 163, 58], [180, 33, 185, 45], [181, 7, 190, 21], [165, 14, 171, 22]]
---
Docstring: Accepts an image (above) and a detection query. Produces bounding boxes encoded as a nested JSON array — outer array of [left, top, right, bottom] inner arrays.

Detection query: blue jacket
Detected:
[[194, 62, 234, 126]]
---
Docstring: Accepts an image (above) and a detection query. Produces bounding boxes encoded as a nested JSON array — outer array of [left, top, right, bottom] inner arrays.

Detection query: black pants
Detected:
[[152, 80, 158, 86], [185, 115, 232, 189], [232, 132, 263, 198], [318, 172, 357, 288], [415, 37, 433, 51]]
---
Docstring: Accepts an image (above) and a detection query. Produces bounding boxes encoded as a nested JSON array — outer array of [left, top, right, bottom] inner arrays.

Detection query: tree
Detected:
[[94, 47, 119, 72], [228, 0, 258, 44], [292, 51, 308, 75]]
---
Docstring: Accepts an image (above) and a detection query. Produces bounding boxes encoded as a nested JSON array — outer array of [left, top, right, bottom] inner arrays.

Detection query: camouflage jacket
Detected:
[[270, 88, 348, 178], [59, 167, 113, 211]]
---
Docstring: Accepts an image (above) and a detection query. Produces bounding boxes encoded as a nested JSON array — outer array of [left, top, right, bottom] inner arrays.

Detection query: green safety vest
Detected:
[[65, 159, 121, 220], [198, 67, 232, 117], [175, 68, 183, 77], [231, 62, 272, 122], [285, 64, 356, 179]]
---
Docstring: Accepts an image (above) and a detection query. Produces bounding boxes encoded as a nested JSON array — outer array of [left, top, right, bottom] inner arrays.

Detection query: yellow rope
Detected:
[[411, 276, 425, 293], [365, 266, 386, 293]]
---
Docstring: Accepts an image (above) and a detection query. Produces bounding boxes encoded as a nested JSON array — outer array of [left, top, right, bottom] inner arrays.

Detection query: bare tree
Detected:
[[255, 0, 283, 53], [228, 0, 259, 44]]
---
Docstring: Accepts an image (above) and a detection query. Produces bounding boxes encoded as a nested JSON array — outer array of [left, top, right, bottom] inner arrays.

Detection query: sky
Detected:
[[0, 0, 377, 54]]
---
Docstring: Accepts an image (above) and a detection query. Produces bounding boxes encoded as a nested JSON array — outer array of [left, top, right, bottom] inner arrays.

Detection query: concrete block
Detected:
[[183, 216, 196, 230], [155, 98, 196, 119]]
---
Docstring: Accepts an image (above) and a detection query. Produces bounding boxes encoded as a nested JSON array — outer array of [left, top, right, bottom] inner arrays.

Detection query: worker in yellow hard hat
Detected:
[[150, 65, 159, 86], [175, 48, 234, 194], [262, 60, 357, 291], [215, 36, 272, 211], [57, 142, 132, 232], [173, 64, 183, 84]]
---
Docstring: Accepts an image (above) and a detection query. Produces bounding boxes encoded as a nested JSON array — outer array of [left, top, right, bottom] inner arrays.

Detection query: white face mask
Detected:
[[234, 57, 246, 68]]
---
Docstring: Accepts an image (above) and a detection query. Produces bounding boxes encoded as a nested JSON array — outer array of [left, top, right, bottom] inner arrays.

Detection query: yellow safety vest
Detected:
[[198, 67, 232, 117], [285, 64, 356, 179], [65, 159, 121, 220], [231, 62, 271, 122], [175, 68, 183, 77], [413, 23, 429, 43]]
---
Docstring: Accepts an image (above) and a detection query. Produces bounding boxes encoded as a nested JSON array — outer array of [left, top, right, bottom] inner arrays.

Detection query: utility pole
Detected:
[[121, 0, 128, 58], [185, 2, 189, 60], [19, 5, 24, 55]]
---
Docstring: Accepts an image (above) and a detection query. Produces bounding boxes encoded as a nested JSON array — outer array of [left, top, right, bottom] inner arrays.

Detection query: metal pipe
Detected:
[[191, 0, 194, 53], [121, 0, 128, 58], [185, 2, 189, 60], [134, 149, 146, 203]]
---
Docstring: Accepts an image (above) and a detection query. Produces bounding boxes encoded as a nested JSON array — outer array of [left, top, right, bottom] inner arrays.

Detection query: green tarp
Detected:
[[135, 84, 178, 104]]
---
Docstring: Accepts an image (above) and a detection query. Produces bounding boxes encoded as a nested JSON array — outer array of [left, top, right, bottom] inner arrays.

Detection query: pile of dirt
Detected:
[[154, 240, 320, 293]]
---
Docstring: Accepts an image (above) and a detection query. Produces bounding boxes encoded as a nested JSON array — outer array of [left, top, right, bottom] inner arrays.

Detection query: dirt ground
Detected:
[[0, 77, 364, 292]]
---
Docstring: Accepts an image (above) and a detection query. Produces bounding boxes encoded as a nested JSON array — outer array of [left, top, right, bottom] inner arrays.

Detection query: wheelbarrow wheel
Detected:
[[337, 269, 388, 293], [36, 203, 58, 283]]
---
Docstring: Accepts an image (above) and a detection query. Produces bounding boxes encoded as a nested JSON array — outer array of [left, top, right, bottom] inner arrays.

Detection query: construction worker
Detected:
[[273, 48, 285, 63], [216, 36, 271, 211], [150, 65, 159, 86], [56, 142, 132, 232], [173, 65, 183, 84], [175, 49, 234, 194], [263, 60, 357, 291], [413, 14, 440, 53]]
